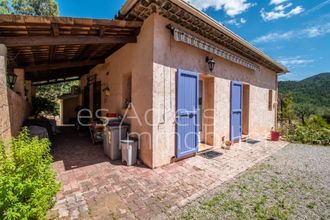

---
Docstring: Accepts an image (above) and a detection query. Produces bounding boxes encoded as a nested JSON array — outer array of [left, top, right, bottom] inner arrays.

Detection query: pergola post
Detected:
[[31, 85, 36, 99], [13, 68, 25, 97], [0, 44, 12, 140], [25, 80, 32, 103]]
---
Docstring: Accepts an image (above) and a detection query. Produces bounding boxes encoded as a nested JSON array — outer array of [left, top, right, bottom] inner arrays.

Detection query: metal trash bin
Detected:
[[120, 139, 138, 166], [103, 125, 128, 160]]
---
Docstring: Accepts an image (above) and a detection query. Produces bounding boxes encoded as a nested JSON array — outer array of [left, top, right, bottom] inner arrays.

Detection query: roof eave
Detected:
[[120, 0, 288, 74]]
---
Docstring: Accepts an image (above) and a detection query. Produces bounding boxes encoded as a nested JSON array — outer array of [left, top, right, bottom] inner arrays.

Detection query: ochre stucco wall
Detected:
[[7, 88, 31, 136], [59, 95, 79, 125], [151, 14, 278, 167], [13, 68, 25, 97], [80, 13, 278, 168], [0, 44, 11, 141], [80, 15, 155, 168]]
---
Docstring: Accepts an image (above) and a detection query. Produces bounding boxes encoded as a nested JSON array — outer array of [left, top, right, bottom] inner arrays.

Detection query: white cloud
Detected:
[[278, 56, 314, 67], [261, 5, 304, 21], [226, 18, 247, 27], [253, 31, 294, 43], [270, 0, 288, 5], [274, 3, 292, 11], [253, 22, 330, 43], [303, 0, 330, 16], [305, 27, 321, 37], [184, 0, 255, 17], [289, 6, 305, 15], [303, 24, 330, 37]]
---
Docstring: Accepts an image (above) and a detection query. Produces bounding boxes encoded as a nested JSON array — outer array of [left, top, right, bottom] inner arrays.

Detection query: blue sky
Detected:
[[57, 0, 330, 81]]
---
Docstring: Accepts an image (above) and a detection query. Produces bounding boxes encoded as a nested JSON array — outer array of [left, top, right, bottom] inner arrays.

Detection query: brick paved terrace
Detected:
[[48, 127, 288, 219]]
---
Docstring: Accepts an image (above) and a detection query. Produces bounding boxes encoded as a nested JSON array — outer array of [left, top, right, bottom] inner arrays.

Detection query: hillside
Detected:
[[279, 72, 330, 111]]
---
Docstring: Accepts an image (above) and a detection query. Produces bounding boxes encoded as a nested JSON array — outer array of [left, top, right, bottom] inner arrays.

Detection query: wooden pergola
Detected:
[[0, 15, 143, 85]]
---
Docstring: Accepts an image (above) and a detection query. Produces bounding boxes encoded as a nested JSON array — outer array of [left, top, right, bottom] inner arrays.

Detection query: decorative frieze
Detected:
[[168, 25, 260, 71]]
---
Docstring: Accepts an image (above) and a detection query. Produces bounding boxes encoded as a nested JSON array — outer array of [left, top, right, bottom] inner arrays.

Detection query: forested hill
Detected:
[[279, 72, 330, 111]]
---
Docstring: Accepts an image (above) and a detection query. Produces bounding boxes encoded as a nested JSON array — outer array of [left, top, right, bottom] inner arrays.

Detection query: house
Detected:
[[0, 0, 287, 168]]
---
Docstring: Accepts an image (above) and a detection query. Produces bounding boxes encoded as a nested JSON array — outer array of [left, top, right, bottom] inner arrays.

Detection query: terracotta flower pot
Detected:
[[270, 131, 280, 141]]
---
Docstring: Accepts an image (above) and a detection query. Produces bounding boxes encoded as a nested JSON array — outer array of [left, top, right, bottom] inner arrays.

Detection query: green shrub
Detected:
[[283, 116, 330, 146], [32, 97, 58, 117], [0, 128, 60, 219]]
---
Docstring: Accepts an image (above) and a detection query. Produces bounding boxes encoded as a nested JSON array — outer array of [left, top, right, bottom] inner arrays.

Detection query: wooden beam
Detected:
[[49, 24, 59, 64], [0, 35, 137, 47], [26, 69, 87, 81], [99, 26, 105, 37], [24, 59, 104, 72], [32, 77, 80, 86], [0, 14, 143, 28], [51, 24, 60, 36]]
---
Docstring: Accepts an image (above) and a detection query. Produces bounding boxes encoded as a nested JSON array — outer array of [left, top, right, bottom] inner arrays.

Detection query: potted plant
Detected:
[[270, 127, 280, 141]]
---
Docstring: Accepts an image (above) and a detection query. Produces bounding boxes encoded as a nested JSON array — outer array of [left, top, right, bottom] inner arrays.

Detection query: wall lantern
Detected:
[[206, 56, 215, 73], [7, 72, 17, 89], [103, 87, 111, 96]]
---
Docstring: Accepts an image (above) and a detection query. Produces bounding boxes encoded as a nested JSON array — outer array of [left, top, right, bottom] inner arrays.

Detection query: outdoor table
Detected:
[[28, 126, 49, 139]]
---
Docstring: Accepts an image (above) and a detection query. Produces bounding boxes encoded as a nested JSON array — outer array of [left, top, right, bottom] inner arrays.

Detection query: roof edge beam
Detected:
[[32, 77, 80, 86], [0, 14, 143, 28], [0, 36, 137, 47], [23, 59, 104, 72]]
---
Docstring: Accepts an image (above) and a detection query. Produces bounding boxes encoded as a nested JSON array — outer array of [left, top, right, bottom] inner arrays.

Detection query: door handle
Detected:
[[176, 112, 196, 118], [178, 113, 195, 118]]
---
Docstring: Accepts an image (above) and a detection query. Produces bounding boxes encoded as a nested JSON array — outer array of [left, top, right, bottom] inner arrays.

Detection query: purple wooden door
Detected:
[[176, 69, 199, 158], [231, 81, 243, 141]]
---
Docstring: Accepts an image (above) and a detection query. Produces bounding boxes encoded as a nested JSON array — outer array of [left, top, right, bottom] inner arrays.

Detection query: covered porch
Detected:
[[0, 14, 142, 139]]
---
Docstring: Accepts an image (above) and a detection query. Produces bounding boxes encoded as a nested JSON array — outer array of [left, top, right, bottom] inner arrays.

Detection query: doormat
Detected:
[[200, 150, 223, 159], [242, 139, 260, 144]]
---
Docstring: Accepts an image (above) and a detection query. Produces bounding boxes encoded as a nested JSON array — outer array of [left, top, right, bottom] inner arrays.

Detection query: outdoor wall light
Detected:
[[206, 56, 215, 73], [7, 72, 17, 89], [103, 87, 111, 96]]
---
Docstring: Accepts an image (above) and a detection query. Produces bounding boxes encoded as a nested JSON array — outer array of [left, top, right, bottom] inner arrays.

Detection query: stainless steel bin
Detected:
[[103, 125, 128, 160], [120, 139, 138, 166]]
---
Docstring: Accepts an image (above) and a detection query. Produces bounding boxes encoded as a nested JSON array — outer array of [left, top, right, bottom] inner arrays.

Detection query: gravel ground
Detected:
[[179, 144, 330, 219]]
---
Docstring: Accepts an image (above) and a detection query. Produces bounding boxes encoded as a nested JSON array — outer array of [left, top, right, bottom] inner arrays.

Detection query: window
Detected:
[[268, 90, 273, 111]]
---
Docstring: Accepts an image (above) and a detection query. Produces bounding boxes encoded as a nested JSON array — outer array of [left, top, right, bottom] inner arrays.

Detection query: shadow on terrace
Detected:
[[52, 126, 143, 171], [52, 127, 107, 170]]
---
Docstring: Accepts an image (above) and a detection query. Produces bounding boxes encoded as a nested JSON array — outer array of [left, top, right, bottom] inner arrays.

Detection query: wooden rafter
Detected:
[[0, 14, 143, 82], [49, 24, 59, 64]]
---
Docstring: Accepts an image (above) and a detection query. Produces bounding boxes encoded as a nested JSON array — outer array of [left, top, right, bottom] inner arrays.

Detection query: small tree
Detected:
[[32, 97, 58, 117], [0, 0, 58, 16], [295, 104, 315, 125], [279, 93, 295, 125], [36, 81, 79, 104], [322, 111, 330, 124], [0, 0, 11, 14]]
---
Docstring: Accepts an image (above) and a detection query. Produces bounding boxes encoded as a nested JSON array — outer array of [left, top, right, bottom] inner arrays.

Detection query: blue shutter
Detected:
[[176, 69, 199, 158], [230, 81, 243, 141]]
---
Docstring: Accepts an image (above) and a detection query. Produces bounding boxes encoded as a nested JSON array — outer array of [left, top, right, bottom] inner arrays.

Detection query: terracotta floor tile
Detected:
[[49, 127, 288, 219]]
